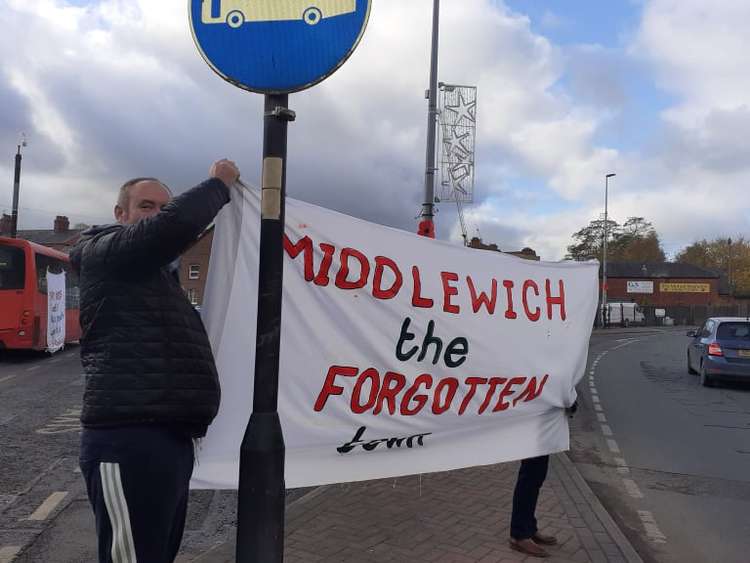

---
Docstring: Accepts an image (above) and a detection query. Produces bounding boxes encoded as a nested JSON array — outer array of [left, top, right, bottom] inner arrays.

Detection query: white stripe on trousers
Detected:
[[100, 463, 137, 563]]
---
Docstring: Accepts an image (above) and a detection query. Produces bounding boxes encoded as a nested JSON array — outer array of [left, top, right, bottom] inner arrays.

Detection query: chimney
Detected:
[[54, 215, 70, 233], [0, 213, 11, 234]]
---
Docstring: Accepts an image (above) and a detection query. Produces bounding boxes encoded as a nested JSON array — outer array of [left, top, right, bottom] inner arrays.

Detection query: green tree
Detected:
[[609, 218, 666, 262], [566, 218, 619, 261], [567, 216, 665, 262], [676, 237, 750, 294]]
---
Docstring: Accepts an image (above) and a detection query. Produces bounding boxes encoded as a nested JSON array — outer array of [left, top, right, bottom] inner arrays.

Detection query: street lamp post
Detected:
[[602, 173, 616, 327], [727, 237, 733, 296], [10, 134, 27, 238], [418, 0, 440, 239]]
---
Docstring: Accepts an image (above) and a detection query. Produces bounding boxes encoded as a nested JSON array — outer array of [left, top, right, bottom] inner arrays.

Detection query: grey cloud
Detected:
[[565, 46, 629, 110], [0, 0, 622, 254], [468, 220, 528, 252], [666, 107, 750, 174], [0, 77, 66, 174]]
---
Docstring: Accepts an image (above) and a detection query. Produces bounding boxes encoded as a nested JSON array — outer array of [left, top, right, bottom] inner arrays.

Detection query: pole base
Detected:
[[236, 411, 286, 562], [417, 219, 435, 238]]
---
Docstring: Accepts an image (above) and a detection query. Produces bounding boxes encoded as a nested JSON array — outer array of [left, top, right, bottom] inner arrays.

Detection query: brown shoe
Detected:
[[532, 532, 558, 546], [509, 537, 550, 558]]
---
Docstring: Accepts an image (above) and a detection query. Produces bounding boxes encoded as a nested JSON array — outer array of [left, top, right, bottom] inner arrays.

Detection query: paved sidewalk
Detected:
[[191, 454, 641, 562]]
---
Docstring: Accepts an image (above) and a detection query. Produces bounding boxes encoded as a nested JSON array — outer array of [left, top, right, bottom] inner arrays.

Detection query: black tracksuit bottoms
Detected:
[[79, 425, 195, 563], [510, 455, 550, 540]]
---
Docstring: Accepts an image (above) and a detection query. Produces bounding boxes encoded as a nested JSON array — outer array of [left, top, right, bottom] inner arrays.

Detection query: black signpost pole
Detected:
[[236, 93, 295, 563], [10, 144, 23, 238]]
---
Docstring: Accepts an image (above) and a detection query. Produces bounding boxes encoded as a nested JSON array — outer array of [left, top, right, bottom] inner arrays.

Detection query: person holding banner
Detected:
[[509, 455, 557, 557], [71, 159, 240, 563], [509, 401, 577, 557]]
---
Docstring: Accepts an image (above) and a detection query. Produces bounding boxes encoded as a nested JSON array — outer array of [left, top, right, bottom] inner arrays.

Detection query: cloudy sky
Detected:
[[1, 0, 748, 260]]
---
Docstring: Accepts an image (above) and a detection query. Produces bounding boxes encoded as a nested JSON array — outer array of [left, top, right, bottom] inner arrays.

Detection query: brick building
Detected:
[[603, 262, 722, 306], [180, 228, 214, 307], [0, 213, 84, 254]]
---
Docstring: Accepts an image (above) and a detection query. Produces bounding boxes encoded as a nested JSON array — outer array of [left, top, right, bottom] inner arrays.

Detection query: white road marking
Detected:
[[597, 413, 607, 422], [601, 424, 613, 436], [606, 439, 620, 453], [0, 546, 21, 563], [638, 510, 667, 543], [26, 491, 68, 521], [0, 375, 17, 385], [25, 365, 40, 372], [612, 339, 641, 350], [36, 408, 81, 435], [594, 403, 603, 412], [623, 478, 644, 498]]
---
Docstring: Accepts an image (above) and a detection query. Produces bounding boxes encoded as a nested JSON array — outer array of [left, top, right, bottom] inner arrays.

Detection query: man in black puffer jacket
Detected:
[[70, 158, 239, 563]]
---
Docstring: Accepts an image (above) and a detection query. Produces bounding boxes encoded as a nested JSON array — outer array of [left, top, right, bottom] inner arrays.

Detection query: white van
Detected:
[[602, 302, 645, 326], [201, 0, 357, 28]]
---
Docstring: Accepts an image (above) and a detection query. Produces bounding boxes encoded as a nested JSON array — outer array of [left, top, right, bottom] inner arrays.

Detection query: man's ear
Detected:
[[114, 205, 126, 224]]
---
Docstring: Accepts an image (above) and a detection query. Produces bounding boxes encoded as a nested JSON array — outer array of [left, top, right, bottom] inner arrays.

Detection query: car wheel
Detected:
[[226, 10, 244, 28], [687, 352, 697, 374], [700, 363, 714, 387], [303, 7, 323, 25]]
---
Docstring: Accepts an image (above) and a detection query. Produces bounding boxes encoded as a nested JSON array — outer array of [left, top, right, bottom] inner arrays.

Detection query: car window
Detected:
[[717, 322, 750, 340], [701, 321, 714, 337]]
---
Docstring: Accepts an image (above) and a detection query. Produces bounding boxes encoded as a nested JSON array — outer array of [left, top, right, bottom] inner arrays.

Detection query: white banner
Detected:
[[46, 270, 66, 353], [627, 280, 653, 294], [192, 187, 598, 489]]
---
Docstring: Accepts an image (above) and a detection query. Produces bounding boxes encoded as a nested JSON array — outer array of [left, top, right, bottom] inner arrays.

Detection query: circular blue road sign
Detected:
[[190, 0, 371, 94]]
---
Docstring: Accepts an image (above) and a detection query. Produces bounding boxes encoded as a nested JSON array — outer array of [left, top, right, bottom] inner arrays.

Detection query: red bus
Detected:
[[0, 236, 81, 351]]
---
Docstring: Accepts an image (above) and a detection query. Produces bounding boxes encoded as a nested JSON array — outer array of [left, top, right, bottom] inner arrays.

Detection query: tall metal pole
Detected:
[[10, 144, 22, 238], [602, 173, 615, 327], [728, 237, 733, 295], [418, 0, 440, 239], [236, 93, 295, 563]]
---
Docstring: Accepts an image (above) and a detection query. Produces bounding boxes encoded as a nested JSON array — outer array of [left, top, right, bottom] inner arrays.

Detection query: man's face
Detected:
[[115, 180, 171, 225]]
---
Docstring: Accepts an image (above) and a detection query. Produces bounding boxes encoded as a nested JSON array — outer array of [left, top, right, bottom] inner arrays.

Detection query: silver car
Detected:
[[687, 317, 750, 387]]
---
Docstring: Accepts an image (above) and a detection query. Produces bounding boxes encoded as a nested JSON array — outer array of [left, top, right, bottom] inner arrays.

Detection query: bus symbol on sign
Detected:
[[201, 0, 357, 28], [190, 0, 371, 94]]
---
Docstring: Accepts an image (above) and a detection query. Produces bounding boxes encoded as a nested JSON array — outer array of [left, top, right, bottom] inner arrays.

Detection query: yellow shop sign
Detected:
[[659, 282, 710, 293]]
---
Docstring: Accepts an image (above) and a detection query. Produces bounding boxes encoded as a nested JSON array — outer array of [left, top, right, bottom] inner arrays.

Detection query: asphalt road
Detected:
[[0, 348, 303, 563], [570, 329, 750, 563], [0, 347, 90, 562]]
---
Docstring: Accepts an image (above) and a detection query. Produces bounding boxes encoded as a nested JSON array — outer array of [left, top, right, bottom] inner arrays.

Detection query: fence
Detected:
[[640, 304, 750, 327]]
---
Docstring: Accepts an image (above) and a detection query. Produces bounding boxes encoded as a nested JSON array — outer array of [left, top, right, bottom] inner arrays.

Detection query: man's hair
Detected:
[[117, 177, 172, 209]]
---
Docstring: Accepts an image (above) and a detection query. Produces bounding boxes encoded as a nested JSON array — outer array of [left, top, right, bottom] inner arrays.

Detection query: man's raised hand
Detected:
[[210, 159, 240, 188]]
